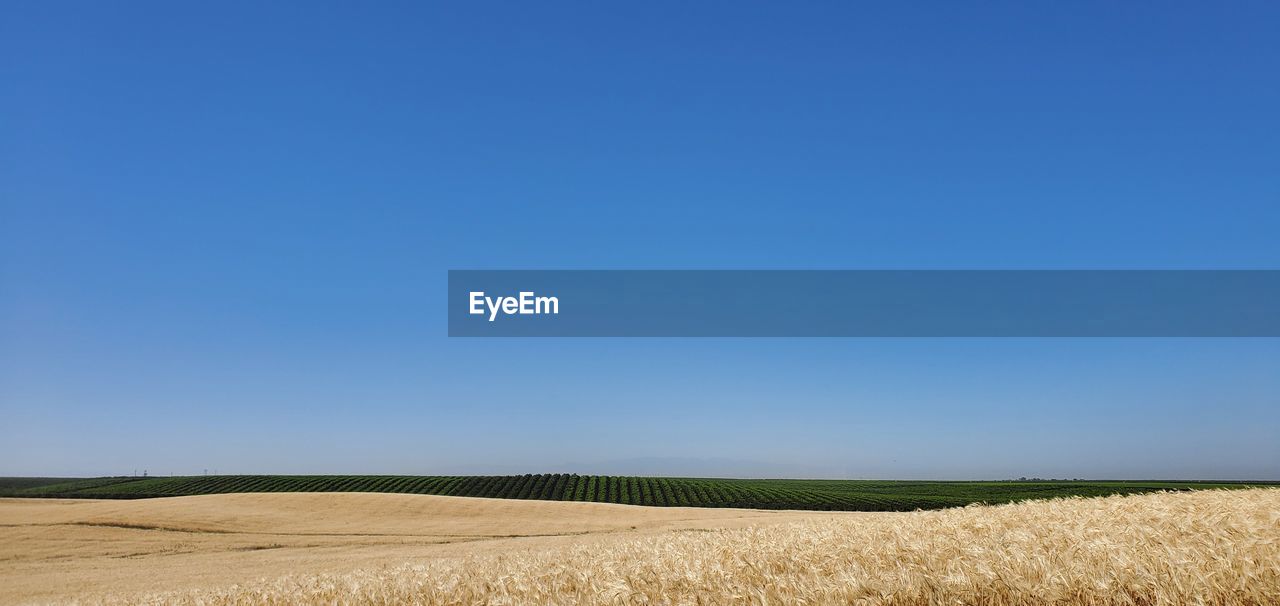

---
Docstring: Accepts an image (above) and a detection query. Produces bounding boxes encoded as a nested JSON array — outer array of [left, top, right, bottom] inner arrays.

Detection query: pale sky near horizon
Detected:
[[2, 2, 1278, 479]]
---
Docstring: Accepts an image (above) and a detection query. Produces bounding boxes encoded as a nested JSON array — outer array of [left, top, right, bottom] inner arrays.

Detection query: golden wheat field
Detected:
[[3, 489, 1278, 605], [0, 493, 805, 604]]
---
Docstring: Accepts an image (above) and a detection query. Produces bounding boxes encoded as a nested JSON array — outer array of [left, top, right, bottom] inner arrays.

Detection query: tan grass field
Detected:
[[2, 488, 1278, 605], [0, 492, 826, 604]]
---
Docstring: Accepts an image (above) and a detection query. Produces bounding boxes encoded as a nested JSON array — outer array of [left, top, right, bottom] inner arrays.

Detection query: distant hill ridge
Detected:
[[2, 475, 1271, 511]]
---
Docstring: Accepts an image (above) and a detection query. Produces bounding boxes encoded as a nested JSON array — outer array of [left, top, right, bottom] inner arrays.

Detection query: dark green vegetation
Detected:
[[2, 475, 1272, 511], [0, 477, 85, 491]]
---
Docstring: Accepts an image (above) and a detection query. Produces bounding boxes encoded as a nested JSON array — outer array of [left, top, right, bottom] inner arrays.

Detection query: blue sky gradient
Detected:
[[2, 2, 1278, 478]]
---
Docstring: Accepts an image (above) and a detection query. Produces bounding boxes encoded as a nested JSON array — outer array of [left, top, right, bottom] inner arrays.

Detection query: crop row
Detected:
[[4, 475, 1266, 511], [5, 475, 967, 510]]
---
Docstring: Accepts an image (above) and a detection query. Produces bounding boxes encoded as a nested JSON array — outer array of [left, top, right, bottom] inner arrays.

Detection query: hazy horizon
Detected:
[[14, 456, 1277, 483]]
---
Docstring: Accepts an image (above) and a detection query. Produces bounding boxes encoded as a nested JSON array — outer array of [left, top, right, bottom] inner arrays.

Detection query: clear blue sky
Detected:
[[2, 2, 1277, 479]]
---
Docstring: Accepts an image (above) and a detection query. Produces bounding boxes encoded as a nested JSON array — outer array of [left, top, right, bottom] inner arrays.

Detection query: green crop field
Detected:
[[1, 475, 1272, 511]]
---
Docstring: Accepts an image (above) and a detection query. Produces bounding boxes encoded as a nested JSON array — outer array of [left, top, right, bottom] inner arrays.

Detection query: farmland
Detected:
[[1, 474, 1270, 511], [0, 491, 799, 602], [1, 488, 1276, 604]]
